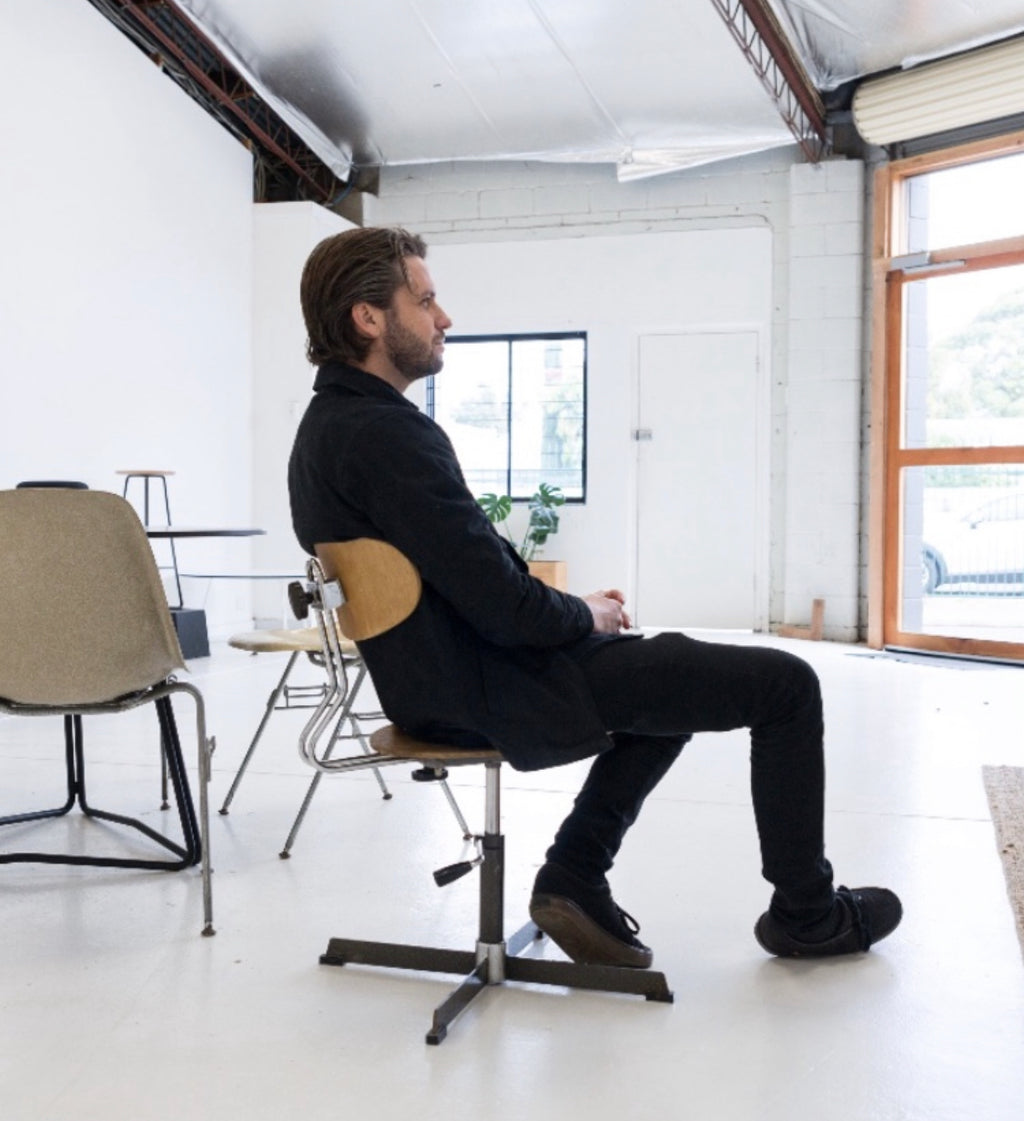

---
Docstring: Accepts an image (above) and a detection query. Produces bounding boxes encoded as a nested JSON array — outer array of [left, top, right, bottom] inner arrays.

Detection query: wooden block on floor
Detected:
[[777, 598, 825, 641]]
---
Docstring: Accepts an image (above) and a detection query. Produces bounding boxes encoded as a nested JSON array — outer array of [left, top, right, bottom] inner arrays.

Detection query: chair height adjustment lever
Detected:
[[433, 854, 482, 887], [412, 766, 449, 782]]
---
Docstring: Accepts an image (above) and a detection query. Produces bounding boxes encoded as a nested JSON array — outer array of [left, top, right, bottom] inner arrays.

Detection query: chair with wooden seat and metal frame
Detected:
[[218, 624, 472, 856], [218, 626, 381, 817], [297, 538, 673, 1045], [0, 487, 215, 936]]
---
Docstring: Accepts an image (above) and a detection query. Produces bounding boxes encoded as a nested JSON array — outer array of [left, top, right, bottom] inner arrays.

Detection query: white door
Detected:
[[635, 330, 765, 629]]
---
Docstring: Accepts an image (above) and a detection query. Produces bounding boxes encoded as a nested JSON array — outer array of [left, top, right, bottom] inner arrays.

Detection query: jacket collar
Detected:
[[312, 361, 417, 409]]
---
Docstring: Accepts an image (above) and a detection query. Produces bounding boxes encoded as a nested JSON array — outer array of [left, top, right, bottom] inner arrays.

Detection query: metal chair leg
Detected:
[[0, 715, 77, 826], [219, 651, 302, 814], [279, 704, 473, 857], [1, 703, 202, 872], [438, 778, 473, 840], [279, 696, 393, 858]]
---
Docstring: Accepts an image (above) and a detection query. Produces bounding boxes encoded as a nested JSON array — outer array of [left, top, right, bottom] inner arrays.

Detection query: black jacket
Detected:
[[288, 361, 618, 771]]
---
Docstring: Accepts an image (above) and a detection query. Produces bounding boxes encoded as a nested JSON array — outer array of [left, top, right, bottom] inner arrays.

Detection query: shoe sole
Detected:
[[754, 913, 869, 957], [530, 893, 653, 970]]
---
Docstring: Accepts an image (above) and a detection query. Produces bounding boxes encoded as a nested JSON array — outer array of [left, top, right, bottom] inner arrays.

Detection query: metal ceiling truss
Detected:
[[710, 0, 829, 162], [85, 0, 348, 204]]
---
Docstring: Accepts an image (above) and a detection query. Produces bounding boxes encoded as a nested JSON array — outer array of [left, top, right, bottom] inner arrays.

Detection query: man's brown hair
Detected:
[[300, 226, 428, 365]]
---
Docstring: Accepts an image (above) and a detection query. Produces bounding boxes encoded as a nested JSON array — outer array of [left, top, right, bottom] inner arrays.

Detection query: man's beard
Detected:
[[383, 315, 444, 382]]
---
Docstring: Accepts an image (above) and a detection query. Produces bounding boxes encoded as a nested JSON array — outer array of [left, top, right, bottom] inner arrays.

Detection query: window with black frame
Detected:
[[427, 332, 586, 501]]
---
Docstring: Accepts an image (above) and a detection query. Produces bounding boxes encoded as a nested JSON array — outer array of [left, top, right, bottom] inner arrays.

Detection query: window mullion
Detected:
[[506, 340, 514, 497]]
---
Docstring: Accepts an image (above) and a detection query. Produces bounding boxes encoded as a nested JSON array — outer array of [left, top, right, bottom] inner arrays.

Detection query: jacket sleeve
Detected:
[[340, 408, 594, 649]]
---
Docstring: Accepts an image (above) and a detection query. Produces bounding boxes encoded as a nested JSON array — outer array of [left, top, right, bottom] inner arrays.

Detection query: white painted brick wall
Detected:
[[366, 150, 868, 640], [784, 160, 865, 641]]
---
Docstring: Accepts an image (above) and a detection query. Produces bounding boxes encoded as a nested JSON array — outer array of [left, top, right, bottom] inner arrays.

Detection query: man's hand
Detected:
[[583, 588, 633, 634]]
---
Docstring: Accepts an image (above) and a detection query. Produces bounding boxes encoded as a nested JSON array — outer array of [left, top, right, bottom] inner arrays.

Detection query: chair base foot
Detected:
[[319, 920, 674, 1044]]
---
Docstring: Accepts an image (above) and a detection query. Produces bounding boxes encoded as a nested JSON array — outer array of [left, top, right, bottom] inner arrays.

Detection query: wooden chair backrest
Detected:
[[314, 539, 422, 642]]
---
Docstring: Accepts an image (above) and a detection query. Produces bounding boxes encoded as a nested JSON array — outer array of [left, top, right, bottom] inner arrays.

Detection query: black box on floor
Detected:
[[170, 607, 209, 659]]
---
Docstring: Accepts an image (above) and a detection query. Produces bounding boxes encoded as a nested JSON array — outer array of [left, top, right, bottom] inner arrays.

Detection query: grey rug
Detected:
[[982, 765, 1024, 964]]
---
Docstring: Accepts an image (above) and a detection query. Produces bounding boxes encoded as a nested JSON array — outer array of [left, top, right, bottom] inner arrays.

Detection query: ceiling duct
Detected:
[[852, 35, 1024, 146]]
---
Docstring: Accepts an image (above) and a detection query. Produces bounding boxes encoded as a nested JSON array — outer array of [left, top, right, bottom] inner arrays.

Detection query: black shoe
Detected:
[[529, 862, 653, 970], [754, 885, 903, 957]]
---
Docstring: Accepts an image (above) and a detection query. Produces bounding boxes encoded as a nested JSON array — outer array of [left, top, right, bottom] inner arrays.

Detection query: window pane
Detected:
[[509, 337, 585, 499], [429, 334, 586, 500], [900, 464, 1024, 643], [907, 151, 1024, 253], [432, 340, 509, 495], [902, 264, 1024, 449]]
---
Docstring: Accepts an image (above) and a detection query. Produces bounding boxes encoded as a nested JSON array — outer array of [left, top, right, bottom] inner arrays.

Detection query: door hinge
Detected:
[[633, 428, 653, 441]]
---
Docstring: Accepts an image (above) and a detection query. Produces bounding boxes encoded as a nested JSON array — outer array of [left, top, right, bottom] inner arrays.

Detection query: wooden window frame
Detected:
[[868, 130, 1024, 657]]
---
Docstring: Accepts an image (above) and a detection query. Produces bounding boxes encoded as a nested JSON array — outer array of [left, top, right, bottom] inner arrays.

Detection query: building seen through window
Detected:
[[428, 333, 586, 500]]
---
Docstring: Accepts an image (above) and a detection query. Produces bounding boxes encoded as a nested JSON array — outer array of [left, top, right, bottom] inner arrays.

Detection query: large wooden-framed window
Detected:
[[870, 132, 1024, 659]]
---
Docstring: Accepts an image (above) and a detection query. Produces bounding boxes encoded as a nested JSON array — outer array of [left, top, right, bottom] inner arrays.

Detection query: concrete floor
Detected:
[[1, 632, 1022, 1121]]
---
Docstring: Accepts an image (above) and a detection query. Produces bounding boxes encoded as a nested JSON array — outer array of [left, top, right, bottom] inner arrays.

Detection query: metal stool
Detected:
[[118, 469, 182, 607]]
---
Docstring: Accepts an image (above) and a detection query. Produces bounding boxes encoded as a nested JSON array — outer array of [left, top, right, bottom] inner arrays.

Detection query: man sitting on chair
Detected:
[[287, 226, 901, 968]]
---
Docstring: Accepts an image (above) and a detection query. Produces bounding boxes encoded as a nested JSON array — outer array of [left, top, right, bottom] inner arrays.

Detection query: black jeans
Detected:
[[547, 632, 835, 928]]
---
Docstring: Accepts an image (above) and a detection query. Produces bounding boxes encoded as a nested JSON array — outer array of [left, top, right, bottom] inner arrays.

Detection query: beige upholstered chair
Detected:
[[0, 488, 214, 936], [298, 539, 673, 1045]]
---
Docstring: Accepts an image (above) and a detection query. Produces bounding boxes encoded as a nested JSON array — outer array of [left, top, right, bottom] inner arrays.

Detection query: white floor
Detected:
[[2, 633, 1023, 1121]]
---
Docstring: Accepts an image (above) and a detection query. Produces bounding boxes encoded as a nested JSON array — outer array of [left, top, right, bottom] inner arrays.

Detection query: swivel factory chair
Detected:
[[0, 488, 215, 935], [297, 539, 673, 1045]]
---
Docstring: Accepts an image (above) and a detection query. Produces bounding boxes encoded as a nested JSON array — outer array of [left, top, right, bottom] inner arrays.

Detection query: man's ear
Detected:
[[351, 301, 384, 340]]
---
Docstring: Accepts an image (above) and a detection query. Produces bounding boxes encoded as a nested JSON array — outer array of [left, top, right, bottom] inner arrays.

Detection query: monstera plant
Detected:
[[478, 482, 565, 562]]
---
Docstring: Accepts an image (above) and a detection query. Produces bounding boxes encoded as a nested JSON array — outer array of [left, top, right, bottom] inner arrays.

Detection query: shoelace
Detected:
[[835, 885, 872, 950], [616, 905, 642, 937]]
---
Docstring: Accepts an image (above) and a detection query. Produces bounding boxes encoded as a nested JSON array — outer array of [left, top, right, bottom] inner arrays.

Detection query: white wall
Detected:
[[425, 230, 773, 607], [249, 202, 354, 626], [785, 161, 866, 640], [0, 0, 254, 636], [366, 153, 868, 639]]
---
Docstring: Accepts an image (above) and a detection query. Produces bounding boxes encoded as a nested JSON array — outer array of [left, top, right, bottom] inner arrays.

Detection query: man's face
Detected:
[[382, 256, 452, 383]]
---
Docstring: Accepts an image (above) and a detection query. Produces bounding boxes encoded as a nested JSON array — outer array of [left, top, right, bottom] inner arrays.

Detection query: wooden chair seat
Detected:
[[229, 626, 357, 658], [369, 725, 502, 767]]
